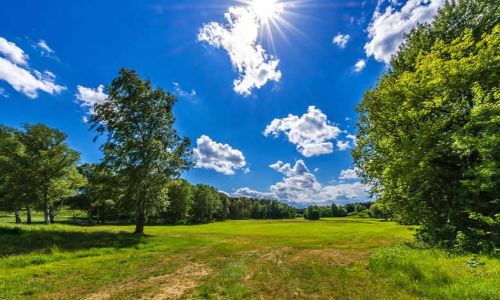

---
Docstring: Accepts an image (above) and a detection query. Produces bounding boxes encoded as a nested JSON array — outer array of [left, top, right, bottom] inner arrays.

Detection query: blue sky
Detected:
[[0, 0, 444, 207]]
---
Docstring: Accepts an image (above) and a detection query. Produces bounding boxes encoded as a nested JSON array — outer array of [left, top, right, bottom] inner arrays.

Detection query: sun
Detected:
[[248, 0, 285, 23], [235, 0, 308, 54]]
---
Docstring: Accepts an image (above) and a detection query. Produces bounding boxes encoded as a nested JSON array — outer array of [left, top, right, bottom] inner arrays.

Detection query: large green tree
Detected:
[[354, 0, 500, 251], [17, 124, 83, 225], [90, 68, 192, 234]]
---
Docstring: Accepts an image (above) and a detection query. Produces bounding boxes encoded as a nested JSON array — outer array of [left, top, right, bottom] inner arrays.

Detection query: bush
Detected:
[[309, 210, 320, 220]]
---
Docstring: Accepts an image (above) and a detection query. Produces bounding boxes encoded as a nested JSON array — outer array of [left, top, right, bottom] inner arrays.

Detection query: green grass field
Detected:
[[1, 210, 499, 300]]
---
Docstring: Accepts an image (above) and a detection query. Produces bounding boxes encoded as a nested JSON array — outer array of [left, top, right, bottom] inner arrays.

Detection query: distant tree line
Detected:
[[69, 168, 297, 224], [300, 202, 384, 220], [0, 125, 296, 226]]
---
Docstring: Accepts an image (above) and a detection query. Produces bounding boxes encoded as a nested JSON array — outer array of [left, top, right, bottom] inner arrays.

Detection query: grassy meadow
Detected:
[[1, 211, 499, 300]]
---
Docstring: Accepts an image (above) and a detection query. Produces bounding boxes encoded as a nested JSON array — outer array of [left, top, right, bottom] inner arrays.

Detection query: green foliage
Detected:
[[304, 205, 320, 220], [191, 184, 220, 223], [330, 203, 347, 217], [229, 197, 295, 220], [347, 210, 371, 218], [161, 179, 193, 223], [90, 68, 193, 233], [353, 0, 500, 252], [71, 163, 119, 223], [344, 203, 355, 213], [354, 204, 367, 213], [0, 124, 84, 225], [0, 125, 26, 214], [369, 204, 384, 219]]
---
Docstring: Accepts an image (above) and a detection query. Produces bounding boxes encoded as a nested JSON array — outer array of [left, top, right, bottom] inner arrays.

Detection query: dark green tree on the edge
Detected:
[[353, 0, 500, 252], [90, 68, 193, 234]]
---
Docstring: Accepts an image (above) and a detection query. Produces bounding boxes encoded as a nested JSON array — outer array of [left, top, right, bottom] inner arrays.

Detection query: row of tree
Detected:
[[0, 124, 297, 226], [69, 165, 297, 224], [301, 202, 384, 220], [0, 120, 296, 229]]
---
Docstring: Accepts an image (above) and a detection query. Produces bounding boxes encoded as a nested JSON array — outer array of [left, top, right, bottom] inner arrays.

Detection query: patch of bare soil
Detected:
[[84, 292, 111, 300], [84, 263, 212, 300], [148, 263, 212, 300], [290, 249, 372, 266]]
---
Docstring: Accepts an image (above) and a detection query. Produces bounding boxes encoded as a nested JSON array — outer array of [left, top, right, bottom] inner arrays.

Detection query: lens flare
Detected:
[[250, 0, 284, 23]]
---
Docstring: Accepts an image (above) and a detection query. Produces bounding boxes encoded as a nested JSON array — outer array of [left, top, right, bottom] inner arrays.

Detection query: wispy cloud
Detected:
[[173, 82, 197, 102], [75, 84, 108, 118]]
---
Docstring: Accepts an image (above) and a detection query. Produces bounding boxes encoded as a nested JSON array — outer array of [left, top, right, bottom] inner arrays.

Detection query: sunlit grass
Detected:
[[0, 210, 498, 299]]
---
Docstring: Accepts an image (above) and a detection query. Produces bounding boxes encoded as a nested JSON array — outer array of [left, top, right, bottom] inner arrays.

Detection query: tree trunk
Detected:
[[15, 209, 22, 224], [97, 207, 100, 224], [50, 213, 55, 224], [27, 207, 32, 224], [88, 210, 92, 224], [134, 212, 145, 234], [44, 205, 51, 225]]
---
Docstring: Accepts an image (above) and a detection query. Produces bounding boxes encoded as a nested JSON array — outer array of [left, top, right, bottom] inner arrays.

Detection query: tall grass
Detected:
[[367, 245, 500, 300]]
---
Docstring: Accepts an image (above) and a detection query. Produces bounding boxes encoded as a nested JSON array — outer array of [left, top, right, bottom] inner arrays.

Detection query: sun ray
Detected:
[[229, 0, 342, 70]]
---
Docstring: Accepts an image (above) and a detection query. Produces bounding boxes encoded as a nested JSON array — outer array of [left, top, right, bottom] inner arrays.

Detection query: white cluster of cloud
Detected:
[[233, 160, 368, 205], [173, 82, 197, 101], [270, 159, 309, 177], [0, 37, 65, 99], [339, 167, 359, 180], [75, 85, 108, 121], [197, 6, 281, 96], [364, 0, 445, 64], [0, 37, 29, 65], [337, 140, 350, 151], [192, 135, 247, 175], [353, 59, 366, 72], [336, 134, 357, 151], [263, 106, 342, 157], [332, 33, 350, 48]]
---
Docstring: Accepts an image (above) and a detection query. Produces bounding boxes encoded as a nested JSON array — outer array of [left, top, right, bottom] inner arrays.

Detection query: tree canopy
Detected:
[[90, 68, 193, 234], [354, 0, 500, 252]]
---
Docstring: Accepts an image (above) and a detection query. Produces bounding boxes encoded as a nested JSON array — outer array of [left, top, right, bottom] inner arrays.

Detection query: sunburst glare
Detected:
[[249, 0, 284, 23], [234, 0, 311, 52]]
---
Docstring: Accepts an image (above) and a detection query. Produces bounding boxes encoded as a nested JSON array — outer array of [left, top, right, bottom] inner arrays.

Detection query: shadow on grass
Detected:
[[0, 226, 148, 257], [318, 218, 378, 224]]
